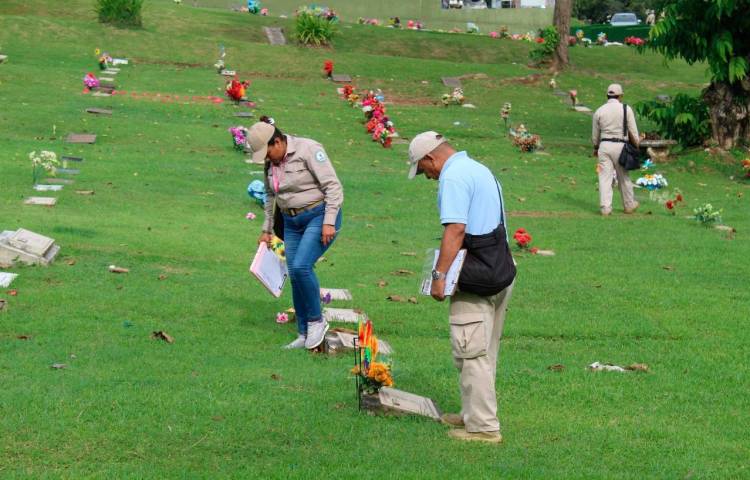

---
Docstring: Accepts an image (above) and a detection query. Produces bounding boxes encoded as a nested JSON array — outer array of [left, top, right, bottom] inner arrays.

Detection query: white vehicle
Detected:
[[610, 13, 641, 26]]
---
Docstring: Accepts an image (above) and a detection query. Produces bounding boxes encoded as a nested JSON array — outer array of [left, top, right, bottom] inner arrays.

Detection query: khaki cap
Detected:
[[407, 131, 446, 179], [247, 122, 275, 163], [607, 83, 624, 96]]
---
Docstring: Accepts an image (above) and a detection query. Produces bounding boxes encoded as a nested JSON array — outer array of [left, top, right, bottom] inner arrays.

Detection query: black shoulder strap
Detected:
[[493, 177, 505, 225], [622, 103, 628, 140]]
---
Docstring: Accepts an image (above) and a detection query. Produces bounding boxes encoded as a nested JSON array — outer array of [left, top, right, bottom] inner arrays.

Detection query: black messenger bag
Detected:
[[457, 179, 516, 297], [617, 104, 641, 171]]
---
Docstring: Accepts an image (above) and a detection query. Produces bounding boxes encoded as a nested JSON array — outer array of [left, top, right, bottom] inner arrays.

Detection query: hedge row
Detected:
[[569, 24, 651, 43]]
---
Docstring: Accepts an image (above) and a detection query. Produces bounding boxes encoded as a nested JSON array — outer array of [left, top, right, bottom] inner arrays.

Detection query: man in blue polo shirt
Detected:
[[407, 131, 515, 444]]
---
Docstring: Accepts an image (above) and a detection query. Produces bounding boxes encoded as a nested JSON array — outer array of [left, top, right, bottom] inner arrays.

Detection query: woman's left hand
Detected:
[[321, 224, 336, 246]]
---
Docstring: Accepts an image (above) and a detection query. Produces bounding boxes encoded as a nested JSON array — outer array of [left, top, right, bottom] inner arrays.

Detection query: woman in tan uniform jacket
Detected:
[[250, 119, 344, 350]]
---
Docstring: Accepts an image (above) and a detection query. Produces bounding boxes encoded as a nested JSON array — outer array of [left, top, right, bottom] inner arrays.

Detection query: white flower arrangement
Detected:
[[693, 203, 722, 226], [29, 150, 59, 184], [636, 173, 668, 190]]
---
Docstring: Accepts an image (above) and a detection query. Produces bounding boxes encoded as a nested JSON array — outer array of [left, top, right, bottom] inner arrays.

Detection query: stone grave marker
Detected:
[[45, 178, 74, 185], [331, 74, 352, 83], [99, 77, 116, 82], [86, 108, 112, 115], [221, 70, 236, 77], [552, 90, 568, 97], [102, 70, 118, 76], [391, 137, 409, 145], [92, 92, 112, 97], [66, 134, 96, 144], [95, 86, 116, 94], [362, 387, 442, 420], [320, 288, 353, 301], [442, 77, 462, 88], [574, 105, 593, 113], [0, 229, 60, 267], [24, 197, 57, 206], [323, 308, 368, 323], [235, 112, 254, 118], [263, 27, 287, 45], [56, 168, 80, 175], [61, 155, 83, 163], [0, 55, 7, 63], [33, 185, 63, 192]]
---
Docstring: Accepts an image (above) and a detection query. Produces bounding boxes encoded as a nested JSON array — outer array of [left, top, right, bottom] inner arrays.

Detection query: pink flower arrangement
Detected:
[[276, 312, 289, 324], [246, 212, 256, 220], [569, 89, 578, 106], [83, 73, 99, 89], [624, 36, 645, 46], [260, 7, 268, 15], [229, 126, 248, 150], [489, 31, 499, 38]]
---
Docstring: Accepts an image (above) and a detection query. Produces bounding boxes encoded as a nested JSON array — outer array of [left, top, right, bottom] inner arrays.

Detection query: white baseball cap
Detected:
[[407, 131, 446, 179], [247, 122, 275, 163], [607, 83, 624, 96]]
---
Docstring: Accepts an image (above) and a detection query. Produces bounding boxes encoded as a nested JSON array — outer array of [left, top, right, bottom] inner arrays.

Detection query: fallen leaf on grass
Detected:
[[377, 280, 388, 288], [211, 415, 224, 422], [108, 265, 129, 273], [407, 296, 418, 304], [270, 374, 281, 381], [158, 274, 168, 280], [391, 269, 414, 277], [50, 363, 67, 369], [0, 299, 6, 311], [66, 258, 77, 266], [625, 363, 649, 372], [151, 331, 174, 343], [400, 252, 416, 257], [547, 364, 565, 372], [365, 224, 375, 228], [75, 190, 95, 195], [386, 295, 404, 302], [516, 196, 526, 203], [662, 265, 674, 271], [8, 289, 17, 296], [17, 335, 31, 340]]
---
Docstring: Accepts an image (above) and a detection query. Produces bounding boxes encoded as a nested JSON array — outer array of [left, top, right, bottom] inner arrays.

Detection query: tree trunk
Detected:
[[702, 79, 750, 149], [552, 0, 571, 71]]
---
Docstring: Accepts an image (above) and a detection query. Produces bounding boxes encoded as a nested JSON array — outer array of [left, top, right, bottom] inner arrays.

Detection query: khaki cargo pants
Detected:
[[598, 142, 637, 213], [449, 282, 514, 433]]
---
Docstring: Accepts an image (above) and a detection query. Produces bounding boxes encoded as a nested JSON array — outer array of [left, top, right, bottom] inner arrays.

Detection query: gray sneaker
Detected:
[[283, 335, 306, 349], [304, 320, 329, 349]]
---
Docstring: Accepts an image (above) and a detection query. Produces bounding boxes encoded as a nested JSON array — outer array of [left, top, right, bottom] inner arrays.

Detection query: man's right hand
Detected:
[[258, 232, 274, 247]]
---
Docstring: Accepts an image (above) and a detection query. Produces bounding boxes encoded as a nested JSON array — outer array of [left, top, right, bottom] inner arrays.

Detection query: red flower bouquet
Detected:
[[323, 60, 334, 78], [226, 78, 249, 102], [513, 228, 532, 250]]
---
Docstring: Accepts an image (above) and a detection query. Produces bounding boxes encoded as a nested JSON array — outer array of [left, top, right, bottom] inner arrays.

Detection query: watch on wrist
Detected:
[[431, 269, 446, 281]]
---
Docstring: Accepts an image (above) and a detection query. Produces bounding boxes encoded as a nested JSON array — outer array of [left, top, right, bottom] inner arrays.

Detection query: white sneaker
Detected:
[[304, 320, 329, 349], [283, 335, 306, 349]]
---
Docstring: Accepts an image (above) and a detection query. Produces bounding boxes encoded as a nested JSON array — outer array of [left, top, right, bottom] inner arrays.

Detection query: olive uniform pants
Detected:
[[597, 142, 637, 213], [449, 282, 514, 433]]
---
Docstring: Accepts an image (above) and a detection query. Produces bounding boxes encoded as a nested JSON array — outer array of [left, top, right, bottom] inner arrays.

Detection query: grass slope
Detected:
[[0, 1, 748, 478]]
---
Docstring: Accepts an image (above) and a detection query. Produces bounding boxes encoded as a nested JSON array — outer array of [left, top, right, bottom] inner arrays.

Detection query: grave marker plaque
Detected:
[[320, 288, 353, 301], [0, 55, 7, 63], [33, 185, 64, 192], [263, 27, 287, 45], [92, 92, 111, 97], [361, 387, 442, 420], [24, 197, 57, 206], [66, 134, 96, 144], [235, 112, 254, 118], [61, 156, 83, 162], [45, 178, 74, 185], [86, 108, 112, 115], [56, 168, 80, 175], [323, 308, 368, 324], [331, 74, 352, 83], [221, 70, 237, 77]]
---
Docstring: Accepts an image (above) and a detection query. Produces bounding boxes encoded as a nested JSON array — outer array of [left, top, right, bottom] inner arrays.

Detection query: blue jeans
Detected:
[[283, 203, 342, 335]]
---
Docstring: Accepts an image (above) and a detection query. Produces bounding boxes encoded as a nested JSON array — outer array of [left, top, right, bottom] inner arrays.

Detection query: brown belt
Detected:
[[281, 200, 324, 217]]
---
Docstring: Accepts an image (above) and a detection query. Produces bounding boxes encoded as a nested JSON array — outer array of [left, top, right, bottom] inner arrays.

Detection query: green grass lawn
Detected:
[[1, 1, 748, 478]]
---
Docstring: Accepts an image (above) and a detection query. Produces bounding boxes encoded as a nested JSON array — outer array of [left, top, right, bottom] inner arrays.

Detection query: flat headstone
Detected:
[[362, 387, 442, 420], [574, 105, 592, 113], [263, 27, 287, 45], [33, 184, 63, 192], [92, 92, 111, 97], [111, 58, 128, 66], [94, 86, 116, 93], [0, 55, 7, 63], [56, 168, 80, 175], [331, 74, 352, 83], [24, 197, 57, 206], [99, 77, 115, 82], [656, 94, 671, 103], [45, 178, 74, 185], [323, 308, 368, 323], [0, 272, 18, 288], [462, 103, 476, 108], [66, 134, 96, 144], [245, 156, 265, 165], [86, 108, 112, 115], [235, 112, 254, 118], [552, 90, 568, 97], [320, 288, 353, 301], [102, 70, 118, 75], [0, 228, 60, 267], [391, 137, 409, 145], [61, 156, 83, 162], [442, 77, 462, 88], [220, 70, 236, 77]]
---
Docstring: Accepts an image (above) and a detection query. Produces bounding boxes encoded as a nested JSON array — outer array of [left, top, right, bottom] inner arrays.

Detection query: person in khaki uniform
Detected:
[[592, 84, 640, 215], [250, 120, 344, 350], [407, 131, 515, 444]]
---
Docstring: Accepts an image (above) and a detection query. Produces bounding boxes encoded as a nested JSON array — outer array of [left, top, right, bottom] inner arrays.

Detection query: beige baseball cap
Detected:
[[247, 122, 275, 163], [607, 83, 624, 96], [407, 131, 446, 179]]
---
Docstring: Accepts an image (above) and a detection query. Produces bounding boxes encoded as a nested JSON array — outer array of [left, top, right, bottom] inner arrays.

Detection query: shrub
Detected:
[[636, 94, 711, 147], [529, 26, 560, 64], [295, 11, 337, 46], [96, 0, 143, 27]]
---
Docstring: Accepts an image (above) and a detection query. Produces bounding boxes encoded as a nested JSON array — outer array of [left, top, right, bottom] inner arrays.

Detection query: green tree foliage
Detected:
[[636, 94, 711, 147], [529, 25, 561, 64], [646, 0, 750, 148], [96, 0, 143, 27]]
